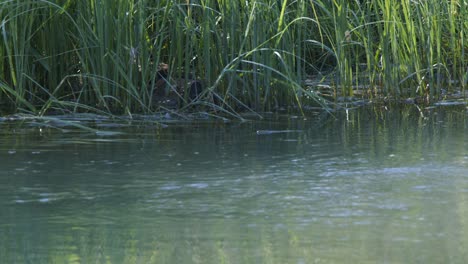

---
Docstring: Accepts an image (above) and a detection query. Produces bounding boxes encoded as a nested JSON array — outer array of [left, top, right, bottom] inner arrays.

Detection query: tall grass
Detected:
[[0, 0, 467, 116]]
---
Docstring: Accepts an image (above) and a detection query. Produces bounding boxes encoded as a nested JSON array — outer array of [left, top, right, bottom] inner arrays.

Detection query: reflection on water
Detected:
[[0, 106, 467, 263]]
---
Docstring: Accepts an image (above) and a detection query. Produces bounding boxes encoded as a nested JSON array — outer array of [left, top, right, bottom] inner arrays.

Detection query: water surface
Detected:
[[1, 106, 467, 263]]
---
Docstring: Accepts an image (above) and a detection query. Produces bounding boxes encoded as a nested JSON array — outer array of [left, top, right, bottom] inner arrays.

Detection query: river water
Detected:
[[0, 105, 467, 263]]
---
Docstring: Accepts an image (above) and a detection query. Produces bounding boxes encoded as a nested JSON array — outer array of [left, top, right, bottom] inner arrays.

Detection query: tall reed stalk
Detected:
[[1, 0, 466, 115]]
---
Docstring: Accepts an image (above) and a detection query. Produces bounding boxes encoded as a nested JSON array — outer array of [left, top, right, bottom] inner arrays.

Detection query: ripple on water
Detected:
[[158, 184, 182, 191], [12, 191, 70, 204], [187, 183, 209, 189]]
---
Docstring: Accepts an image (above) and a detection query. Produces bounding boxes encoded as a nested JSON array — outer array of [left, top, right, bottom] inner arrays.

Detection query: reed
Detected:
[[1, 0, 466, 116]]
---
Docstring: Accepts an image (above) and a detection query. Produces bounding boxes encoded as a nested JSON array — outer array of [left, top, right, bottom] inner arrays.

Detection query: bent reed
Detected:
[[0, 0, 466, 116]]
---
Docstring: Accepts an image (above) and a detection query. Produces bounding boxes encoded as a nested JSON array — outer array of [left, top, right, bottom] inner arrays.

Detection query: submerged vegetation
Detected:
[[0, 0, 467, 116]]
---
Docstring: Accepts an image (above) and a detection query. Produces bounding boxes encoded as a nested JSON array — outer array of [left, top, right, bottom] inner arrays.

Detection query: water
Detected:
[[0, 106, 467, 263]]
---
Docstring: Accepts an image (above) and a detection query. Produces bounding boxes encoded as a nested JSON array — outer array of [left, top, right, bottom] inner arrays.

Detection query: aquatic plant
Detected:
[[0, 0, 466, 116]]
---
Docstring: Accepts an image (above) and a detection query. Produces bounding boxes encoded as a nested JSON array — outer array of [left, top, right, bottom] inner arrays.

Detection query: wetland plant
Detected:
[[0, 0, 466, 116]]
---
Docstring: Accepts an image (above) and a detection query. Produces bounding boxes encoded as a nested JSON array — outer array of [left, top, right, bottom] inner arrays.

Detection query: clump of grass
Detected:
[[1, 0, 466, 117]]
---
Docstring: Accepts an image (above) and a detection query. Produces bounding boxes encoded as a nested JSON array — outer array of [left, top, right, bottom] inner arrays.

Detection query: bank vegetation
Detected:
[[1, 0, 467, 116]]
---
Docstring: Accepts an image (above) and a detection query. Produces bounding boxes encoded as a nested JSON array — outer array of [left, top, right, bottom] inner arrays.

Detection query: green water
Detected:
[[0, 106, 467, 263]]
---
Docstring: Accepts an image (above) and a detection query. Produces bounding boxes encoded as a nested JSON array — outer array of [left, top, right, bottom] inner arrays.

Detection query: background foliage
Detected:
[[1, 0, 467, 115]]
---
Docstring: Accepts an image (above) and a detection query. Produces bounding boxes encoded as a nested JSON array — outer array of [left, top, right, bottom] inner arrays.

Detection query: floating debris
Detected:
[[256, 130, 303, 135], [434, 101, 467, 106], [95, 130, 125, 136]]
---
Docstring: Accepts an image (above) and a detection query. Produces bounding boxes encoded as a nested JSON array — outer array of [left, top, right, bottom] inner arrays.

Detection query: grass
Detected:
[[0, 0, 467, 117]]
